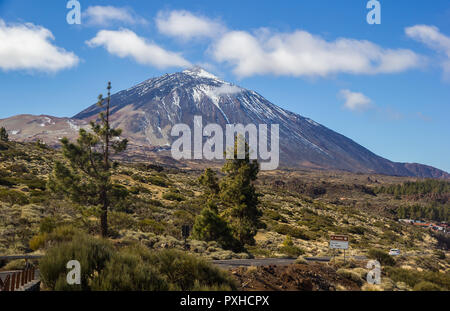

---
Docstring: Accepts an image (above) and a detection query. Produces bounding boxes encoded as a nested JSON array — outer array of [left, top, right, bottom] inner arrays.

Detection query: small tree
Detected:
[[192, 201, 241, 252], [0, 127, 8, 142], [220, 136, 261, 245], [48, 82, 128, 237]]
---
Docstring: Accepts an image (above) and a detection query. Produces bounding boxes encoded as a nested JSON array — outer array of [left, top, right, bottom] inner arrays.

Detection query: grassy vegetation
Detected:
[[39, 228, 236, 291], [0, 140, 448, 291], [376, 179, 450, 196]]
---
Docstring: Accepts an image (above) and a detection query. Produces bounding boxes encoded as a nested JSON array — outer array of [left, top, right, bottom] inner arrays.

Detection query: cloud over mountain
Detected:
[[339, 89, 372, 111], [212, 29, 422, 78], [86, 29, 191, 68]]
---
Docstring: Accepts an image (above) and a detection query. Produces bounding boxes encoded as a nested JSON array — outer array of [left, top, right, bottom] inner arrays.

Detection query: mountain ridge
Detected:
[[0, 67, 448, 179]]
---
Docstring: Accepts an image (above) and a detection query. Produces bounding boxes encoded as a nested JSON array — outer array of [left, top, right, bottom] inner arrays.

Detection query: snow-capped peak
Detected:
[[182, 66, 220, 81]]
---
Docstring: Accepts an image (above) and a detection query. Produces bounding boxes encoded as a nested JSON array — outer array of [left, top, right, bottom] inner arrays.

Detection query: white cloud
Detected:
[[212, 84, 242, 97], [84, 6, 147, 26], [212, 30, 422, 78], [0, 19, 79, 72], [86, 29, 191, 69], [339, 89, 372, 111], [405, 25, 450, 76], [156, 10, 225, 40]]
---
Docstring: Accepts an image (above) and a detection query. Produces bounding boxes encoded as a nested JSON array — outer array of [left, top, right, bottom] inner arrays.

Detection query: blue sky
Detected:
[[0, 0, 449, 172]]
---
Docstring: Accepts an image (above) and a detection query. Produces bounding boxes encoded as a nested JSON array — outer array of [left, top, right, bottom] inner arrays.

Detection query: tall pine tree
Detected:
[[192, 168, 241, 251], [48, 82, 128, 237], [219, 135, 261, 245]]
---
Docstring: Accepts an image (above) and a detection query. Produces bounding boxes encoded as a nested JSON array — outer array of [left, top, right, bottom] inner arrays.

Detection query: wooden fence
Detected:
[[0, 267, 37, 291]]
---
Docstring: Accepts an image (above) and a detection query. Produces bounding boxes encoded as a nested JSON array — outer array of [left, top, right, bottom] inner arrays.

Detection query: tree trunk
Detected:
[[100, 189, 108, 237]]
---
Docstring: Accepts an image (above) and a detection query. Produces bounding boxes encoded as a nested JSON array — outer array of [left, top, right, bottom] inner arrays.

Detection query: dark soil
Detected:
[[230, 263, 361, 291]]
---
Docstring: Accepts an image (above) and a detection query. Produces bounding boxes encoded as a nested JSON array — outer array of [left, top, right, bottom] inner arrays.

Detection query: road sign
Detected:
[[329, 235, 349, 250]]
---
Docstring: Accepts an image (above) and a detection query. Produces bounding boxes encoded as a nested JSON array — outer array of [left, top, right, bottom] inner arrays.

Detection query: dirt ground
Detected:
[[230, 263, 361, 291]]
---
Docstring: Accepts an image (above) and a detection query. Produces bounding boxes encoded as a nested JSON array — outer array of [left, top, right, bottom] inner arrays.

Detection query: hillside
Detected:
[[0, 140, 448, 291]]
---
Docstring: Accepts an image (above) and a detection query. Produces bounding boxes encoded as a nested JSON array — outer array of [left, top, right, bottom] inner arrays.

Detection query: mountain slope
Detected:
[[1, 67, 448, 179]]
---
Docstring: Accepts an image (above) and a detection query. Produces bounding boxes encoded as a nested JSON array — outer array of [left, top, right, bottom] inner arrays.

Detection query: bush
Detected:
[[142, 248, 237, 291], [138, 219, 166, 235], [30, 225, 83, 250], [109, 212, 136, 230], [162, 192, 185, 202], [273, 224, 312, 240], [29, 233, 48, 251], [91, 251, 169, 291], [385, 267, 449, 290], [279, 235, 304, 258], [39, 233, 114, 290], [413, 281, 442, 291], [348, 226, 366, 235], [39, 233, 236, 291], [368, 248, 395, 266], [147, 175, 169, 187], [40, 217, 58, 234], [0, 189, 29, 205]]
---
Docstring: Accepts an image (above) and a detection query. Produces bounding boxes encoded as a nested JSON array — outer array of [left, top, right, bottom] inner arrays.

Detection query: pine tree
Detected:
[[219, 135, 261, 245], [198, 168, 220, 197], [192, 201, 241, 251], [48, 82, 128, 237], [0, 127, 8, 142]]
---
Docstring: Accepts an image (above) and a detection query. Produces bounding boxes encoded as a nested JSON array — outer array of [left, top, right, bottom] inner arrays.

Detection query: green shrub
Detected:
[[162, 192, 185, 202], [413, 281, 442, 291], [279, 235, 304, 258], [273, 224, 312, 240], [264, 210, 286, 222], [348, 226, 366, 235], [29, 233, 48, 251], [138, 219, 166, 235], [385, 267, 449, 290], [30, 189, 49, 203], [148, 175, 169, 187], [91, 252, 169, 291], [39, 232, 236, 291], [142, 248, 237, 291], [40, 217, 58, 233], [368, 248, 395, 266], [31, 225, 83, 250], [39, 233, 114, 290], [0, 189, 29, 205], [109, 212, 136, 230]]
